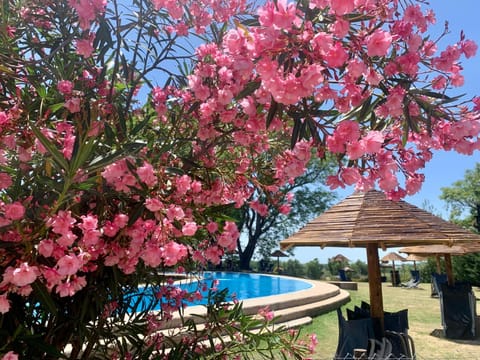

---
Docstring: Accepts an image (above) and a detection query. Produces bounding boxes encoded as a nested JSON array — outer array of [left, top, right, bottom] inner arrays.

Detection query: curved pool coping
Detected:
[[165, 273, 351, 328]]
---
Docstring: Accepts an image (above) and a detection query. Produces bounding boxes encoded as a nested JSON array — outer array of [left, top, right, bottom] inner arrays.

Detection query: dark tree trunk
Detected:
[[238, 239, 257, 270]]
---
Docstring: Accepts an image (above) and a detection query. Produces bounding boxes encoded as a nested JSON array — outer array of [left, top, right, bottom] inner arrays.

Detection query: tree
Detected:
[[305, 258, 325, 280], [236, 157, 337, 270], [440, 163, 480, 232], [1, 0, 479, 357], [440, 163, 480, 285]]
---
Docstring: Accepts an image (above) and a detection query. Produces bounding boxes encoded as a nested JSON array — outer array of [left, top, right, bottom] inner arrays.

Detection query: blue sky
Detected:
[[292, 1, 480, 264]]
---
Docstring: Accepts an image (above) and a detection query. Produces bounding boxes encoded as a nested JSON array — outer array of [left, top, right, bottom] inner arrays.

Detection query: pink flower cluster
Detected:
[[0, 4, 479, 358]]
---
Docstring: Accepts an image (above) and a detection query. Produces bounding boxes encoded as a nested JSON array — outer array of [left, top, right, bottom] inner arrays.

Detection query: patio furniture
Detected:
[[390, 270, 401, 286], [338, 268, 350, 281], [335, 308, 375, 359], [385, 330, 416, 359], [401, 270, 421, 288], [440, 282, 476, 340], [431, 273, 448, 297], [336, 304, 410, 359]]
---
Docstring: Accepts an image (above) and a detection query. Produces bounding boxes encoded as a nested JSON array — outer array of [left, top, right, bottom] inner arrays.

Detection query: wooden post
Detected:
[[435, 255, 442, 274], [444, 254, 455, 286], [366, 243, 384, 334]]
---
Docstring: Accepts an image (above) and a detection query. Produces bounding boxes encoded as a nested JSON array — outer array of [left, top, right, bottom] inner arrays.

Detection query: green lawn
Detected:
[[300, 282, 480, 359]]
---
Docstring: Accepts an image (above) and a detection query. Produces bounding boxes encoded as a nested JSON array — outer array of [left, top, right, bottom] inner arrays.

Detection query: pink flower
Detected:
[[79, 214, 98, 231], [64, 97, 81, 113], [57, 254, 82, 276], [162, 241, 187, 266], [38, 239, 55, 257], [182, 221, 198, 236], [250, 200, 269, 216], [166, 205, 185, 221], [0, 173, 12, 189], [11, 263, 40, 287], [257, 0, 297, 29], [340, 167, 361, 185], [362, 131, 384, 154], [258, 306, 274, 321], [4, 202, 25, 220], [145, 197, 164, 212], [137, 161, 157, 187], [366, 29, 392, 57], [329, 0, 355, 15], [461, 39, 478, 58], [346, 141, 365, 160], [76, 35, 94, 57], [0, 294, 10, 314], [325, 42, 348, 68], [206, 221, 218, 233], [56, 277, 86, 297], [141, 244, 162, 267], [48, 210, 76, 234], [326, 175, 345, 190], [57, 80, 74, 95], [56, 231, 77, 247], [378, 172, 399, 191], [1, 351, 18, 360], [175, 175, 191, 195]]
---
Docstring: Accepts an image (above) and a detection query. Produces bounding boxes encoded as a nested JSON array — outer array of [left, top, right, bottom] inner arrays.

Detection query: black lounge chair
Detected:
[[335, 308, 375, 359], [338, 269, 350, 281], [431, 273, 447, 297], [440, 282, 476, 339], [401, 270, 420, 288]]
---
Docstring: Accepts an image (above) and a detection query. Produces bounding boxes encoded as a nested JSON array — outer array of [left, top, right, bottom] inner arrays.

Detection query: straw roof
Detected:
[[400, 244, 480, 256], [381, 252, 407, 262], [405, 253, 428, 261], [280, 190, 480, 250], [270, 249, 288, 257], [331, 253, 350, 262]]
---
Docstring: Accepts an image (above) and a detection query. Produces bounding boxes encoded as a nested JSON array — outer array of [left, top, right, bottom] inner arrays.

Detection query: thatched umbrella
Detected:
[[400, 244, 480, 285], [270, 249, 288, 272], [331, 253, 350, 263], [280, 190, 480, 333], [404, 253, 426, 271], [381, 252, 406, 286]]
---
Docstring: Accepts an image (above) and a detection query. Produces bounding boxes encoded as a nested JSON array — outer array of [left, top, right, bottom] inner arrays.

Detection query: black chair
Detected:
[[431, 273, 447, 297], [390, 270, 401, 286], [411, 270, 420, 283], [440, 282, 476, 339], [338, 269, 350, 281], [335, 308, 375, 359], [385, 330, 416, 359]]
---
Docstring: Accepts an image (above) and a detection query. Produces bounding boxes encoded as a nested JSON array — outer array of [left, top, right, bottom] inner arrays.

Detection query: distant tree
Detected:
[[282, 259, 306, 278], [327, 257, 348, 277], [350, 260, 369, 277], [236, 158, 337, 270], [440, 163, 480, 232], [305, 259, 325, 280], [440, 164, 480, 285]]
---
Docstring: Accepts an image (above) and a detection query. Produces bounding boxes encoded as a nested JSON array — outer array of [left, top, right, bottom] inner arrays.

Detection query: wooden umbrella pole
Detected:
[[444, 254, 455, 286], [435, 255, 442, 274], [366, 243, 384, 334]]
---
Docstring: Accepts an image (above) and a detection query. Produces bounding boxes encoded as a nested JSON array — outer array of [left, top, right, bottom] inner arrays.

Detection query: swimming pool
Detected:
[[130, 272, 313, 310], [195, 272, 313, 301]]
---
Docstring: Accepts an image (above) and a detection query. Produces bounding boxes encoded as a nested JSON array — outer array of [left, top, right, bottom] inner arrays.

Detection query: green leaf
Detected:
[[32, 281, 58, 317], [31, 125, 69, 171], [70, 136, 97, 174], [87, 142, 145, 173], [235, 81, 261, 101], [48, 102, 65, 113]]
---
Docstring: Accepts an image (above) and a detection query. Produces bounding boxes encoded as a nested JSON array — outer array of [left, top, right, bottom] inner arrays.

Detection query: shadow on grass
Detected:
[[430, 326, 480, 346]]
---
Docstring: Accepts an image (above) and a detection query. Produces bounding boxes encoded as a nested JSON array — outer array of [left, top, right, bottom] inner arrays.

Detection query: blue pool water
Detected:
[[130, 272, 312, 310]]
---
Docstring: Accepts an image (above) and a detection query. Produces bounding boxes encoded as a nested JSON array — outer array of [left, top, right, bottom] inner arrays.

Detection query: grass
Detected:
[[300, 282, 480, 359]]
